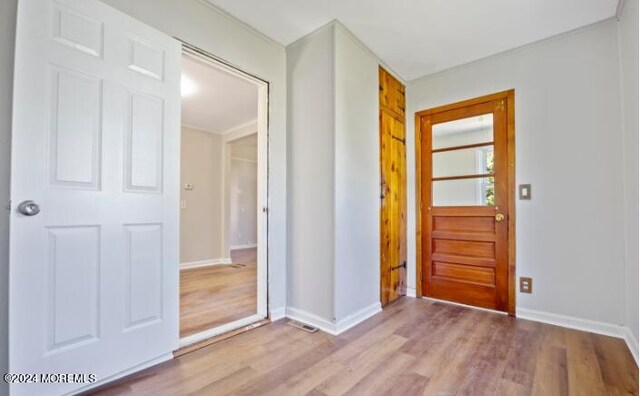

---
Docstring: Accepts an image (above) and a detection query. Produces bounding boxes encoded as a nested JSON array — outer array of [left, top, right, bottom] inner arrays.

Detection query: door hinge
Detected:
[[391, 135, 406, 145], [391, 261, 407, 271]]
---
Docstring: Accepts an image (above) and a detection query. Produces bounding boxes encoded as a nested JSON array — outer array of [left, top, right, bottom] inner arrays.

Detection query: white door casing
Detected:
[[9, 0, 181, 394]]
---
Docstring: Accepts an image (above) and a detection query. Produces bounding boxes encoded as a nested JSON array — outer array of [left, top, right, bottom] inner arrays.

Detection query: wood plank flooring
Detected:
[[95, 297, 638, 395], [180, 248, 257, 338]]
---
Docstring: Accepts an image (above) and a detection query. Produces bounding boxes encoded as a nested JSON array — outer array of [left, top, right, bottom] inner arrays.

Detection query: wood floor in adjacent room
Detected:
[[180, 248, 257, 338], [95, 297, 638, 395]]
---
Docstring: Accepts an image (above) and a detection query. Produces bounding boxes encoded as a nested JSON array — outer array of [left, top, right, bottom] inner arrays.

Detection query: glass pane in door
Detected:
[[432, 177, 495, 206], [432, 113, 493, 149]]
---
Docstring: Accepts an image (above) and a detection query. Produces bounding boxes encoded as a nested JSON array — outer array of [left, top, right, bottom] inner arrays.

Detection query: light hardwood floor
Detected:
[[94, 297, 638, 395], [180, 248, 257, 338]]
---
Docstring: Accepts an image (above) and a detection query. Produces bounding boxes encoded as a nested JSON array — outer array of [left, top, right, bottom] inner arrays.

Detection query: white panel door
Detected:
[[9, 0, 181, 394]]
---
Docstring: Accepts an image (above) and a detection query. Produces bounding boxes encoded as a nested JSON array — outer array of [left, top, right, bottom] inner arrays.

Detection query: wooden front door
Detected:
[[417, 91, 515, 313], [380, 67, 407, 305]]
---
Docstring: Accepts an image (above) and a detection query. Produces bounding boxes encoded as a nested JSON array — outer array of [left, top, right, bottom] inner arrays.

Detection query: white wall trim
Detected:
[[230, 243, 258, 250], [285, 307, 337, 334], [516, 307, 628, 338], [406, 288, 416, 298], [220, 119, 258, 136], [269, 306, 286, 321], [180, 258, 232, 269], [193, 0, 283, 49], [517, 307, 638, 365], [286, 303, 382, 336], [623, 327, 639, 365], [230, 157, 258, 163], [335, 302, 382, 334], [332, 21, 405, 83], [181, 122, 223, 135]]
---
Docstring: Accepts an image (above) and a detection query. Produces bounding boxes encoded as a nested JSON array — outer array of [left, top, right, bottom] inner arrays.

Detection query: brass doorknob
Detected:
[[495, 214, 505, 222]]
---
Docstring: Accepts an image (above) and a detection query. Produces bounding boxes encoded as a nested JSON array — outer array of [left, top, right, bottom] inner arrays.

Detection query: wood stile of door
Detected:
[[379, 67, 407, 306], [415, 90, 516, 315]]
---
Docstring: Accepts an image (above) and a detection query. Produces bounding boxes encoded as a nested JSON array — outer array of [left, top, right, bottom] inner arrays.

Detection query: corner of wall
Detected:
[[616, 0, 639, 351]]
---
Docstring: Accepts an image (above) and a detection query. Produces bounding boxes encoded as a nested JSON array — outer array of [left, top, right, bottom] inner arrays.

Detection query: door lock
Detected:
[[495, 213, 505, 222]]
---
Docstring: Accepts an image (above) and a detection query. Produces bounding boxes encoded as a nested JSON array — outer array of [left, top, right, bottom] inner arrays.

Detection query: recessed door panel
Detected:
[[124, 91, 164, 192], [46, 226, 100, 352], [124, 224, 163, 330], [52, 3, 104, 57], [48, 67, 102, 189]]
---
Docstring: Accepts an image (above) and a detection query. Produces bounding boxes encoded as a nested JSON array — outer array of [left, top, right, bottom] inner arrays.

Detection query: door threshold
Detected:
[[176, 314, 267, 354], [421, 296, 509, 316], [175, 318, 269, 357]]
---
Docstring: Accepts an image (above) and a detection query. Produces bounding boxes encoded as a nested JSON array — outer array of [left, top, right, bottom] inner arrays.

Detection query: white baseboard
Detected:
[[622, 327, 639, 365], [406, 288, 416, 298], [180, 257, 232, 270], [517, 307, 638, 365], [230, 243, 258, 250], [516, 308, 627, 338], [335, 302, 382, 334], [269, 306, 286, 321], [285, 302, 382, 336], [285, 307, 337, 334]]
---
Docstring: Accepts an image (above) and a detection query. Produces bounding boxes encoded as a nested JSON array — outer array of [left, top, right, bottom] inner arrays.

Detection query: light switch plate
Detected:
[[519, 184, 531, 200]]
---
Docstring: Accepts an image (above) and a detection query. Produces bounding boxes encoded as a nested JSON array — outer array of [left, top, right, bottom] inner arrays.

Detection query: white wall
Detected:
[[100, 0, 288, 313], [180, 126, 225, 264], [229, 158, 258, 248], [0, 1, 17, 394], [407, 20, 627, 326], [618, 0, 639, 350], [333, 24, 381, 322], [287, 24, 336, 322], [287, 22, 389, 327]]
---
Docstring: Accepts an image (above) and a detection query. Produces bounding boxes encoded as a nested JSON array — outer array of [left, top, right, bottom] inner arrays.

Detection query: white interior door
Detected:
[[9, 0, 181, 394]]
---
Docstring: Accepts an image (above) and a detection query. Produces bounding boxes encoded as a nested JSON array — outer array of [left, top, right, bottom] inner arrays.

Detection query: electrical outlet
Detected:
[[520, 277, 533, 293]]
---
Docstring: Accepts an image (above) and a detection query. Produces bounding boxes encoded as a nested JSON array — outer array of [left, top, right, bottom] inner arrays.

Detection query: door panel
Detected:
[[10, 0, 181, 394], [419, 94, 513, 312], [379, 67, 406, 306]]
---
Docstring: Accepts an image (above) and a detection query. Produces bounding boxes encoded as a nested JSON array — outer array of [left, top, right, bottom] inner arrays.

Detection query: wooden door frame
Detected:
[[414, 89, 516, 315]]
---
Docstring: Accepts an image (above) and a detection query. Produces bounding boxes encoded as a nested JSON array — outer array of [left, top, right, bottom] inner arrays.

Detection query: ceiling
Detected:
[[205, 0, 618, 80], [182, 55, 258, 134]]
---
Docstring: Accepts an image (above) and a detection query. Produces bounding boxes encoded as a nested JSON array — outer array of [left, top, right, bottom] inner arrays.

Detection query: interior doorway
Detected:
[[415, 90, 516, 314], [178, 46, 268, 347]]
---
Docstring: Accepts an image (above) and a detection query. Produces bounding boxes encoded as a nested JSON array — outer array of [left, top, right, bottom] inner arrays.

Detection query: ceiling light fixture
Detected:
[[181, 74, 198, 97]]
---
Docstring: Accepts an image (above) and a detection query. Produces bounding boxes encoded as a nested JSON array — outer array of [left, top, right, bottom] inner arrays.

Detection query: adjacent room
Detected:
[[0, 0, 637, 395], [179, 52, 265, 344]]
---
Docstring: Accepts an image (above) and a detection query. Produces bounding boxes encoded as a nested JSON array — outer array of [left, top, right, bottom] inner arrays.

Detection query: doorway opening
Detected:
[[415, 90, 516, 314], [179, 46, 269, 347]]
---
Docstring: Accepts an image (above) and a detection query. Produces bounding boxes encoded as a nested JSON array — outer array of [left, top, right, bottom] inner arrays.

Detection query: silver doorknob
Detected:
[[18, 200, 40, 216]]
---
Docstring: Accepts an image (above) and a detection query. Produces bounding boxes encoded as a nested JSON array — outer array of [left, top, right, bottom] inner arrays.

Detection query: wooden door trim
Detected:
[[414, 89, 516, 315]]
